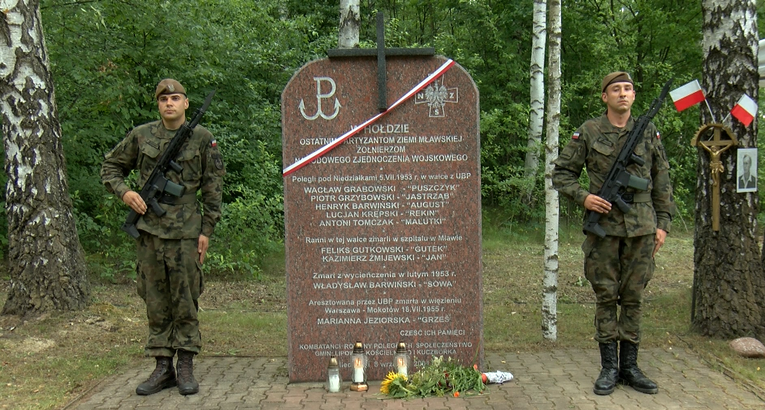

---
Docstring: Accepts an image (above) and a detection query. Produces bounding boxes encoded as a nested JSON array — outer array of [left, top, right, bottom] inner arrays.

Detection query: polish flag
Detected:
[[730, 94, 758, 127], [669, 80, 705, 112]]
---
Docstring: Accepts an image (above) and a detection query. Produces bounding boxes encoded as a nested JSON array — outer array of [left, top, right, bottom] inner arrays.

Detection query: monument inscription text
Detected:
[[282, 56, 481, 382]]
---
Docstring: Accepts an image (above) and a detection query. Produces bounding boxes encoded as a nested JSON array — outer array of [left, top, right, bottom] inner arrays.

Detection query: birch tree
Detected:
[[0, 0, 89, 315], [692, 0, 765, 337], [542, 0, 561, 341], [525, 0, 547, 181], [339, 0, 359, 48]]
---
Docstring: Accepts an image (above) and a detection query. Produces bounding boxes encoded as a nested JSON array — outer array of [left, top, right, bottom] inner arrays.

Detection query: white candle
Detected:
[[328, 374, 340, 392], [353, 367, 364, 382], [398, 365, 408, 377]]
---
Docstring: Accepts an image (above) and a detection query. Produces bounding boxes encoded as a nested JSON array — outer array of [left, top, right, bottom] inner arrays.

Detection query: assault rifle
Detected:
[[583, 79, 672, 238], [121, 90, 216, 239]]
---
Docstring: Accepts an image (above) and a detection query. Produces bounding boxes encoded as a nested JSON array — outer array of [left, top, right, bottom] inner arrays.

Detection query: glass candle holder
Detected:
[[394, 341, 411, 377], [326, 356, 341, 393], [349, 341, 368, 391]]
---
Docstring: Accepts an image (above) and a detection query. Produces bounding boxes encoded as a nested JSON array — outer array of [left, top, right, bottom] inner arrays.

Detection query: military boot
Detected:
[[135, 356, 176, 395], [618, 341, 658, 394], [176, 350, 200, 395], [593, 342, 619, 395]]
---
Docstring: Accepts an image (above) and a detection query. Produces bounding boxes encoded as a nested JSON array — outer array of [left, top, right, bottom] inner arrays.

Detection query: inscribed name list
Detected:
[[282, 56, 481, 382]]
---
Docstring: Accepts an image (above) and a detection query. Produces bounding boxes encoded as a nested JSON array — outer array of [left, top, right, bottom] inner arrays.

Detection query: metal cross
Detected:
[[327, 12, 435, 112], [693, 124, 738, 231]]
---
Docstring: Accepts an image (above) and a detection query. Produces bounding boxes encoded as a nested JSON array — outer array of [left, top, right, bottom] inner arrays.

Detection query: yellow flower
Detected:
[[380, 371, 408, 395], [380, 371, 397, 394]]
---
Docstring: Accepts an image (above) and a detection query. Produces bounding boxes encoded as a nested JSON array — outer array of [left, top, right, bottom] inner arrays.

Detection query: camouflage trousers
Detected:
[[136, 234, 203, 357], [582, 233, 655, 344]]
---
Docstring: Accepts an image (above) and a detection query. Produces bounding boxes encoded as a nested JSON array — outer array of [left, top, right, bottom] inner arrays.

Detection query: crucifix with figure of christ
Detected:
[[691, 124, 738, 231], [327, 12, 435, 112]]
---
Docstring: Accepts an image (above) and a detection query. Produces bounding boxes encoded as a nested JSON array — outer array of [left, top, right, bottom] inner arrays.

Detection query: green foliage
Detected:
[[480, 106, 545, 222], [206, 190, 284, 280], [39, 0, 315, 275], [5, 0, 724, 274], [74, 190, 138, 281], [380, 356, 485, 398]]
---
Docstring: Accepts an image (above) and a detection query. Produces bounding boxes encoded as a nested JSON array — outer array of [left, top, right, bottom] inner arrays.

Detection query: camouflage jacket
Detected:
[[552, 114, 674, 237], [100, 120, 225, 239]]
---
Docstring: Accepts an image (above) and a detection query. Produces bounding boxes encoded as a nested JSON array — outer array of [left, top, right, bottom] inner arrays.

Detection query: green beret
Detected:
[[155, 79, 186, 99], [601, 72, 633, 92]]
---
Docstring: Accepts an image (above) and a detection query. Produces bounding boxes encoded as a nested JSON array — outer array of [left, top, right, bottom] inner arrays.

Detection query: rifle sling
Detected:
[[159, 193, 197, 205], [621, 192, 651, 203]]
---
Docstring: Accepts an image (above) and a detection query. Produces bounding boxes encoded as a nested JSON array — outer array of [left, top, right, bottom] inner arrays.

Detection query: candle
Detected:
[[353, 367, 364, 382], [397, 357, 408, 377], [328, 374, 340, 392], [353, 357, 365, 382]]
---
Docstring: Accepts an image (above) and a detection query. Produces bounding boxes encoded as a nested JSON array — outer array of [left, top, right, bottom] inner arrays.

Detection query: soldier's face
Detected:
[[601, 82, 635, 115], [158, 93, 189, 123]]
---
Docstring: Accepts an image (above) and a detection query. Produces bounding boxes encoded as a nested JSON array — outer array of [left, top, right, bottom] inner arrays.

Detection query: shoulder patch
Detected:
[[210, 139, 217, 148], [572, 132, 580, 140], [656, 131, 661, 140]]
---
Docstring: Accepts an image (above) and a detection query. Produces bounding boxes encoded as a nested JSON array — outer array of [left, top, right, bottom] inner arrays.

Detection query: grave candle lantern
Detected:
[[350, 341, 368, 391], [394, 341, 411, 377], [326, 356, 341, 393]]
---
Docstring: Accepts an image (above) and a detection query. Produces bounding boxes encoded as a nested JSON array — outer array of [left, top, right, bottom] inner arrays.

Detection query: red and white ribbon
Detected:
[[283, 59, 456, 177]]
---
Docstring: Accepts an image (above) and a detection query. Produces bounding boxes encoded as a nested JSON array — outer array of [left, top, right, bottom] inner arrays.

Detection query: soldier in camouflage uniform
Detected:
[[552, 72, 674, 396], [101, 79, 225, 396]]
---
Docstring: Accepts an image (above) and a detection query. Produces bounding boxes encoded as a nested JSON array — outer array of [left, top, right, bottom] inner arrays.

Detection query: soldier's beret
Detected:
[[601, 72, 633, 92], [155, 79, 186, 99]]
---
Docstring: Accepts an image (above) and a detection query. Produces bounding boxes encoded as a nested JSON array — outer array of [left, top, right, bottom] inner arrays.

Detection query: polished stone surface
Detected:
[[282, 55, 481, 382]]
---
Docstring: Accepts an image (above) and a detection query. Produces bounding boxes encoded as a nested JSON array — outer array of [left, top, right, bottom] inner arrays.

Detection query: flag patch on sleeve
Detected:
[[572, 132, 580, 140], [211, 139, 218, 147], [656, 131, 661, 140]]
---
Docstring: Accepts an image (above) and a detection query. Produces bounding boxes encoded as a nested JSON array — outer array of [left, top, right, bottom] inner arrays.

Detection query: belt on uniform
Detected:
[[621, 192, 651, 203], [158, 193, 197, 205]]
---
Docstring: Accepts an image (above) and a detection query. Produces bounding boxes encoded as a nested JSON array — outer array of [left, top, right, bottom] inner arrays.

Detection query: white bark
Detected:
[[542, 0, 561, 342], [525, 0, 547, 179], [692, 0, 764, 337], [338, 0, 360, 48], [1, 0, 89, 315]]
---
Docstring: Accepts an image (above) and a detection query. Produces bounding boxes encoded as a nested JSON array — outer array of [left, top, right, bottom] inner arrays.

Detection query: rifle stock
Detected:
[[120, 90, 216, 239], [583, 79, 672, 238]]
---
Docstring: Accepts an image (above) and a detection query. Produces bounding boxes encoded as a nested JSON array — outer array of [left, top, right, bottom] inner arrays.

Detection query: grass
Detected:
[[1, 221, 764, 408]]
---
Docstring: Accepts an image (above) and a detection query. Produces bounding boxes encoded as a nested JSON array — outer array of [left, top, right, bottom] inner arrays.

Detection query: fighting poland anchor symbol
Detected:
[[299, 77, 342, 120]]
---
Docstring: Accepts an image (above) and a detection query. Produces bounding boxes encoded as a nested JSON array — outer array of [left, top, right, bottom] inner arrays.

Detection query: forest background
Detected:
[[3, 0, 765, 278]]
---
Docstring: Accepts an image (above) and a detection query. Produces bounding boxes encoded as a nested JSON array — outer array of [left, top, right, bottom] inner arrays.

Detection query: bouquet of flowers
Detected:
[[380, 356, 485, 398]]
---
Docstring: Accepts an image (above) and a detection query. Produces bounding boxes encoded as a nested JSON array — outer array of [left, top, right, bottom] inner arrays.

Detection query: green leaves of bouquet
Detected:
[[380, 356, 485, 398]]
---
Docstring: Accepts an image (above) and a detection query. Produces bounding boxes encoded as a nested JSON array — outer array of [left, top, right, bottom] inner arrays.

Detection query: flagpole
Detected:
[[704, 100, 717, 123]]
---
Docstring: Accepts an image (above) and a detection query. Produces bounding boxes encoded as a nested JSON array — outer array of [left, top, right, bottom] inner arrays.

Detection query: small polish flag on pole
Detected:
[[669, 80, 706, 112], [730, 94, 758, 127]]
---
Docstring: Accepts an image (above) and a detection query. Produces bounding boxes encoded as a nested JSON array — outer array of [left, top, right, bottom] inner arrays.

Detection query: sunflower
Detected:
[[380, 371, 408, 395], [380, 371, 396, 394]]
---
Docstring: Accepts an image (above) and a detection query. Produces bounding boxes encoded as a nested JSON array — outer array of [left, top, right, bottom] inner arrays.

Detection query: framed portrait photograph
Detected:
[[737, 148, 758, 193]]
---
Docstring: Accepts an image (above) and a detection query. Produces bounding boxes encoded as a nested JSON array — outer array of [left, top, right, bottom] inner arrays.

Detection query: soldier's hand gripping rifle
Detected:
[[583, 79, 672, 238], [121, 90, 216, 239]]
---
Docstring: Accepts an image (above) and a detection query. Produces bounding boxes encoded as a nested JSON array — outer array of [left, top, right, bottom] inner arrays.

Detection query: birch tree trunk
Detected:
[[542, 0, 560, 341], [0, 0, 89, 315], [525, 0, 547, 181], [339, 0, 360, 49], [692, 0, 765, 337]]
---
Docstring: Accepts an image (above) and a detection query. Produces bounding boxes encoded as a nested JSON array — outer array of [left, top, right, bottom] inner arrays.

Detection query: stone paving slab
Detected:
[[64, 348, 765, 410]]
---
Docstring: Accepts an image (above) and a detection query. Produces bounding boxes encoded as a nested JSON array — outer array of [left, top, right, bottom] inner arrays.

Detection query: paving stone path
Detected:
[[64, 348, 765, 410]]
